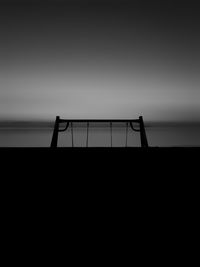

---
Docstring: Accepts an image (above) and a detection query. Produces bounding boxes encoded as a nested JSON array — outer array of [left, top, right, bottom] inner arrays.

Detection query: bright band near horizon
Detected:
[[1, 1, 200, 123]]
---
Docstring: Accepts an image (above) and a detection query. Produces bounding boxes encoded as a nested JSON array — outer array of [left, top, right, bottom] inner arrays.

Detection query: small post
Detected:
[[139, 116, 148, 148], [51, 116, 60, 148]]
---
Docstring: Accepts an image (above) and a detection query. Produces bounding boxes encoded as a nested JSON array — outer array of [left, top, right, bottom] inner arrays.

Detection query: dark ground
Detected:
[[1, 146, 198, 180], [2, 146, 198, 214], [1, 147, 198, 262], [2, 146, 198, 215], [1, 146, 198, 207]]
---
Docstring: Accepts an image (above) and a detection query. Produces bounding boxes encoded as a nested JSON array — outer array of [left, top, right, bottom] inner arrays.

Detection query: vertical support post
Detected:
[[51, 116, 60, 148], [110, 122, 112, 147], [139, 116, 148, 148]]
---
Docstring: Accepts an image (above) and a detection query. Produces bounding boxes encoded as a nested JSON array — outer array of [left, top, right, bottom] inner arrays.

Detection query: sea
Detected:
[[0, 122, 200, 147]]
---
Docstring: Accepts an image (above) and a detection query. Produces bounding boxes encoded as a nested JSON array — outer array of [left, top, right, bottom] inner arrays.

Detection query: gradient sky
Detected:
[[0, 0, 200, 122]]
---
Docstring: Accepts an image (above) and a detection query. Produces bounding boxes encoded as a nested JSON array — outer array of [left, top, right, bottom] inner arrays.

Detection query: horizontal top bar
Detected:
[[58, 119, 140, 123]]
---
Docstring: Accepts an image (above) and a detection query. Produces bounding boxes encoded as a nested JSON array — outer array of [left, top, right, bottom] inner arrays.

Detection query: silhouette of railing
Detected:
[[50, 116, 148, 148]]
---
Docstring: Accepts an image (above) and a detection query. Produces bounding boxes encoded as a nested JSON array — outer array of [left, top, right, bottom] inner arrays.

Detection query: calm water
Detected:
[[0, 124, 200, 147]]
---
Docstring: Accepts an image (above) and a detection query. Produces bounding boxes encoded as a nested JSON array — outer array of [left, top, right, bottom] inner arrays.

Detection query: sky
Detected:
[[0, 0, 200, 122]]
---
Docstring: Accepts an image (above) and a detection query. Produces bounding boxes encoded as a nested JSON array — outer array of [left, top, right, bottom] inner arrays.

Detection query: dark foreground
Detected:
[[1, 146, 199, 177], [1, 147, 198, 261], [2, 147, 198, 216], [2, 146, 199, 202]]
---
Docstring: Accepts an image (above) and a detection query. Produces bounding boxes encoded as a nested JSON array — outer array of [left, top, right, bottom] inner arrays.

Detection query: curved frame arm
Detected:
[[58, 122, 69, 132], [130, 122, 140, 132]]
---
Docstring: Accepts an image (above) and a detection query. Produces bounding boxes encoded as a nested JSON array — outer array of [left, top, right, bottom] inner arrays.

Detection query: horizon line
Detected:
[[0, 119, 200, 129]]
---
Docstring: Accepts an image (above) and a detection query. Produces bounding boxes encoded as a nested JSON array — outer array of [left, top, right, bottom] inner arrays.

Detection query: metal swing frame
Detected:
[[50, 116, 149, 148]]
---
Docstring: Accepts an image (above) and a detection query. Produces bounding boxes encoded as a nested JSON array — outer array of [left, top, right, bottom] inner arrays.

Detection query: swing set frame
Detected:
[[50, 116, 149, 148]]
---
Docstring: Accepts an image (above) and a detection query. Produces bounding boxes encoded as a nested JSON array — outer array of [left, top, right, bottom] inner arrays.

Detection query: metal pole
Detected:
[[51, 116, 60, 148], [110, 122, 112, 147], [139, 116, 148, 148]]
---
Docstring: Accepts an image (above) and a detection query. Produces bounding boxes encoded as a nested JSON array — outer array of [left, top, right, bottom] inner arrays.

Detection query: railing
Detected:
[[50, 116, 148, 148]]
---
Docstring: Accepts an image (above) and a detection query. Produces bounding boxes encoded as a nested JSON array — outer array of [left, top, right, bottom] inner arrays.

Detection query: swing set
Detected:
[[50, 116, 149, 148]]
